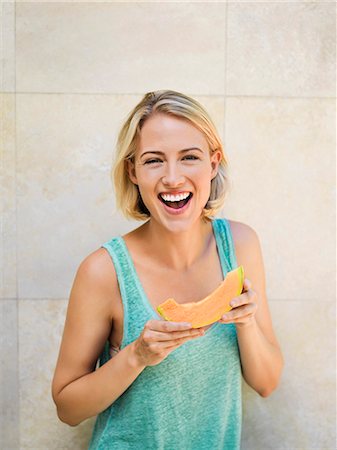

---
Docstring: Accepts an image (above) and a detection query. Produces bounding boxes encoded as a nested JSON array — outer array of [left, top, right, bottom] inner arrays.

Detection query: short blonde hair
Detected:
[[113, 90, 231, 221]]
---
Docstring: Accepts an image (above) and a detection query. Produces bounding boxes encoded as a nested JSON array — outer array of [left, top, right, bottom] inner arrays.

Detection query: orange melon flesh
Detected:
[[157, 266, 244, 328]]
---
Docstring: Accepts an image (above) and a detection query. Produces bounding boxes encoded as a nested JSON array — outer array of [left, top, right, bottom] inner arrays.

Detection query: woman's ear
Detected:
[[126, 159, 138, 185], [210, 149, 222, 180]]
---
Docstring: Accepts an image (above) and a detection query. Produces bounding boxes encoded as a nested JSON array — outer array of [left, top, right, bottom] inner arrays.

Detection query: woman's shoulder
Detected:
[[226, 218, 258, 239], [225, 218, 261, 253], [224, 218, 263, 270], [76, 246, 118, 295], [73, 247, 123, 321]]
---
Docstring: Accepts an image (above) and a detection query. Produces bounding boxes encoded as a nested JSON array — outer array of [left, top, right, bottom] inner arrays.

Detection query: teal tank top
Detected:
[[88, 217, 242, 450]]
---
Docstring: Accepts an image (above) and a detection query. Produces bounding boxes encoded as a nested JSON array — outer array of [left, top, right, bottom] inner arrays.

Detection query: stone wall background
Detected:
[[1, 1, 335, 449]]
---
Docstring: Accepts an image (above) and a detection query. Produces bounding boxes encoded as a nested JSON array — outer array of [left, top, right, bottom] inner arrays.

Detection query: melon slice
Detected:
[[157, 266, 244, 328]]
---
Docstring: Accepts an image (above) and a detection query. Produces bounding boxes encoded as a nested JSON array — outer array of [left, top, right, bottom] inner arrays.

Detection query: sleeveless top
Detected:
[[88, 217, 242, 450]]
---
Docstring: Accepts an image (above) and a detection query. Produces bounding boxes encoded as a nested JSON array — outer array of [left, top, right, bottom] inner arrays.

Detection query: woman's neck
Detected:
[[136, 218, 214, 272]]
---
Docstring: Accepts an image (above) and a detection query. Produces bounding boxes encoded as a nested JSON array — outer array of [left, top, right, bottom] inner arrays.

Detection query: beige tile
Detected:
[[12, 0, 223, 3], [12, 0, 221, 2], [0, 2, 15, 92], [241, 299, 336, 450], [19, 299, 95, 449], [227, 2, 336, 97], [224, 97, 335, 300], [12, 0, 337, 3], [228, 0, 331, 2], [16, 93, 225, 298], [16, 93, 135, 298], [16, 2, 226, 95], [1, 93, 16, 298], [196, 95, 226, 142], [0, 300, 19, 450]]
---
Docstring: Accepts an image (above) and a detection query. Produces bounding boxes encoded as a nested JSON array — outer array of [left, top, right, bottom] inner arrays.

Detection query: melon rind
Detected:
[[157, 266, 244, 328]]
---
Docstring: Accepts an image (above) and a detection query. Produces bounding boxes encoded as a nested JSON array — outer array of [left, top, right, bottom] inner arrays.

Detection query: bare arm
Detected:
[[51, 248, 203, 426], [51, 249, 146, 426], [54, 343, 146, 426], [234, 311, 283, 397], [220, 221, 284, 397]]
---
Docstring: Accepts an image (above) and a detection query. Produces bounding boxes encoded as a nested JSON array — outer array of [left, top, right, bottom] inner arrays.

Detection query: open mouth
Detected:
[[158, 193, 193, 210]]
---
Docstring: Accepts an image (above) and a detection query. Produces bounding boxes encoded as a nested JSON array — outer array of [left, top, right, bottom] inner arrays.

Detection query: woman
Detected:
[[52, 90, 284, 449]]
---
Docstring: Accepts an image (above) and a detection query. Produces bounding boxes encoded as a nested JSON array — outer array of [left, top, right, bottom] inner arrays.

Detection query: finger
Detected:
[[243, 278, 252, 291], [147, 319, 193, 332], [168, 332, 204, 347], [230, 293, 249, 308], [223, 314, 255, 326], [219, 310, 254, 325], [230, 287, 257, 308], [144, 327, 203, 342], [221, 303, 257, 321], [160, 333, 203, 349]]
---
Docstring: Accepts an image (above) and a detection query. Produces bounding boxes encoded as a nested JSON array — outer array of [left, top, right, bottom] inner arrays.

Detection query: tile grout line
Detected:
[[4, 91, 336, 100], [0, 3, 3, 301], [223, 0, 228, 177], [14, 1, 20, 447], [224, 0, 228, 146], [223, 0, 235, 210], [11, 0, 337, 3]]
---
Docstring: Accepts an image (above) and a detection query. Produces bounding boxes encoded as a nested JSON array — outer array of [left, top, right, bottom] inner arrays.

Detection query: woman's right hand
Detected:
[[132, 320, 206, 367]]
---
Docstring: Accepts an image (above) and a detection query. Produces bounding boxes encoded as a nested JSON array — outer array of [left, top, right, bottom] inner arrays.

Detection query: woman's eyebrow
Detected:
[[140, 147, 204, 157]]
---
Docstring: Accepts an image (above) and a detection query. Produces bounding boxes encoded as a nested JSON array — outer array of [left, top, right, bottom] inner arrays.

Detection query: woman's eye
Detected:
[[183, 155, 199, 161], [144, 159, 162, 165], [143, 155, 199, 165]]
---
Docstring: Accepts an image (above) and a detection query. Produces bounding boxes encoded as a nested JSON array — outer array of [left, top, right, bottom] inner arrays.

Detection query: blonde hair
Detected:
[[113, 90, 231, 221]]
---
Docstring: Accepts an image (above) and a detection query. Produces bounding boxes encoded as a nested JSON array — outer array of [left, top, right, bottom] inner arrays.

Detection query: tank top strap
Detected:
[[101, 236, 134, 319], [101, 237, 153, 349], [212, 217, 238, 273]]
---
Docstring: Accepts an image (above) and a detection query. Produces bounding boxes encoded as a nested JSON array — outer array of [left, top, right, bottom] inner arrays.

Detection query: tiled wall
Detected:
[[1, 1, 335, 449]]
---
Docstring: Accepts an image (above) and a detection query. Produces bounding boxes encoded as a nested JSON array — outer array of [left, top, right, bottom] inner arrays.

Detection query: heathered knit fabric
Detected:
[[88, 217, 242, 450]]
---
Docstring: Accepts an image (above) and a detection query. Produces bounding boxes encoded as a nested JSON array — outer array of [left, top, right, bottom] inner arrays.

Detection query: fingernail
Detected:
[[222, 314, 229, 320], [230, 300, 235, 307]]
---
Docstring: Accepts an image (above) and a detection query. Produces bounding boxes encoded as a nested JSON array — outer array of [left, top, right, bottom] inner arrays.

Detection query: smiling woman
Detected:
[[51, 90, 284, 450], [123, 111, 223, 232], [113, 90, 229, 223]]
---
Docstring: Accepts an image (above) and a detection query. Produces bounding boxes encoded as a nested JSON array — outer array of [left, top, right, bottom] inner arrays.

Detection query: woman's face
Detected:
[[127, 113, 222, 233]]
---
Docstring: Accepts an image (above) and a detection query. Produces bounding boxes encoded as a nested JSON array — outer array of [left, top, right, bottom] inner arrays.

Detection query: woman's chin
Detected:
[[150, 211, 205, 234]]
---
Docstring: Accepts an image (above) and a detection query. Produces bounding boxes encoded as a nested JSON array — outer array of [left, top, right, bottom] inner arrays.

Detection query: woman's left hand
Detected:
[[218, 278, 258, 328]]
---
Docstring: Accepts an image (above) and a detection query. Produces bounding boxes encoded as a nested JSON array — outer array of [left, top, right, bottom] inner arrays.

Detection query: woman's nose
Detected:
[[161, 162, 185, 186]]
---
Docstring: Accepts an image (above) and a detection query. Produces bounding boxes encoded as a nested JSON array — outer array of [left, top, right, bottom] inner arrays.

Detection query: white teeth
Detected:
[[160, 192, 190, 202]]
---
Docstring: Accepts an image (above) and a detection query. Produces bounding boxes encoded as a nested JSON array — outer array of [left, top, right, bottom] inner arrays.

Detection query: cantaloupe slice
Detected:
[[157, 266, 244, 328]]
